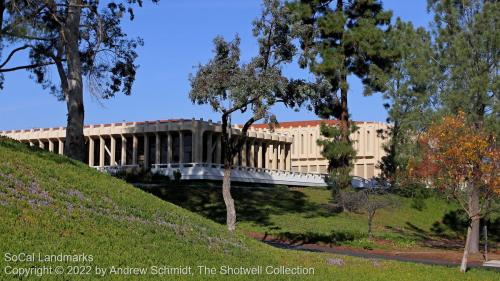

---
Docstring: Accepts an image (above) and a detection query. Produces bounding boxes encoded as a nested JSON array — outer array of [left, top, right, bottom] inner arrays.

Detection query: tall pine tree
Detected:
[[378, 19, 436, 187], [287, 0, 395, 189], [428, 0, 499, 254]]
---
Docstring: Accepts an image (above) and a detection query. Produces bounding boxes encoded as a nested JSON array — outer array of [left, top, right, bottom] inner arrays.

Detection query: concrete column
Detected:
[[167, 132, 172, 163], [286, 144, 292, 171], [155, 133, 161, 164], [110, 135, 116, 166], [132, 134, 138, 165], [233, 142, 239, 166], [273, 142, 278, 170], [279, 142, 285, 171], [257, 141, 263, 168], [121, 135, 127, 165], [267, 143, 271, 170], [215, 134, 222, 164], [143, 134, 150, 168], [265, 142, 270, 169], [305, 131, 310, 158], [193, 130, 202, 163], [58, 139, 64, 155], [88, 138, 95, 166], [99, 136, 105, 167], [196, 130, 203, 163], [38, 140, 45, 149], [232, 137, 239, 166], [249, 140, 255, 168], [179, 131, 184, 163], [206, 132, 213, 163], [241, 140, 247, 167], [48, 140, 54, 152]]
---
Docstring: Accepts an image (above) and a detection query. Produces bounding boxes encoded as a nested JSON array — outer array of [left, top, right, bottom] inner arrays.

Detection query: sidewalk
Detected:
[[247, 232, 500, 270]]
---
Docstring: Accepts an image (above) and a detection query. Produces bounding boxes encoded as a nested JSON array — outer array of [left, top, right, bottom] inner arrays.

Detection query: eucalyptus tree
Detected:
[[189, 0, 306, 231], [286, 0, 395, 189], [0, 0, 156, 161]]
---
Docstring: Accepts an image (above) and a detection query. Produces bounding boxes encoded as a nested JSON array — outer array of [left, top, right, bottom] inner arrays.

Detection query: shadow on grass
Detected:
[[139, 182, 329, 228], [430, 209, 500, 242], [273, 230, 362, 246], [383, 208, 500, 251]]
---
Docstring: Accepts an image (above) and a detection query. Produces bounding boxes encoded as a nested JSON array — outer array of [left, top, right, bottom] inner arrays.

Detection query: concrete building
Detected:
[[0, 119, 387, 186], [248, 120, 388, 179]]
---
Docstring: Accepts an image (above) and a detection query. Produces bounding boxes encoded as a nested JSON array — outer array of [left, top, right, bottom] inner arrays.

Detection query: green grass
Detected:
[[0, 137, 498, 280], [144, 182, 477, 250]]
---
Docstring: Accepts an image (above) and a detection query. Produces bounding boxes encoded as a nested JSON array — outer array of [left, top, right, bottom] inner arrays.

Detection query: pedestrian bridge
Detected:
[[96, 163, 328, 187]]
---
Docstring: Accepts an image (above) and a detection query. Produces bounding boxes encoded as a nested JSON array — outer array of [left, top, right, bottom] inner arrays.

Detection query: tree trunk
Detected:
[[460, 222, 472, 272], [221, 113, 236, 232], [63, 1, 86, 162], [340, 75, 349, 143], [368, 212, 374, 237], [468, 185, 480, 254], [222, 167, 236, 232], [0, 1, 5, 37]]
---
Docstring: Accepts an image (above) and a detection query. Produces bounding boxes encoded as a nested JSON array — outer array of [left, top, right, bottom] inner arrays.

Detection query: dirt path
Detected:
[[246, 232, 500, 270]]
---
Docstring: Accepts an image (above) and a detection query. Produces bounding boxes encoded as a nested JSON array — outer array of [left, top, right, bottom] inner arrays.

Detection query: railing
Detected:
[[92, 162, 327, 186], [151, 163, 326, 179], [93, 164, 139, 174], [151, 163, 327, 187]]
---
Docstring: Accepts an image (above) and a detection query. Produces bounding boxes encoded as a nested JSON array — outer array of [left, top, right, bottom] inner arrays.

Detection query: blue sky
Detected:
[[0, 0, 432, 131]]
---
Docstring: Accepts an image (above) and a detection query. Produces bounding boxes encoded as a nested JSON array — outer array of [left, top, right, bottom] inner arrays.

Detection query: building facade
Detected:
[[249, 120, 388, 179], [0, 118, 387, 186]]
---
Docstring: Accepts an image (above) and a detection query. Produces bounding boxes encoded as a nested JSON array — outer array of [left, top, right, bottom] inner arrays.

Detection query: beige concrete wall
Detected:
[[0, 118, 387, 178], [248, 121, 388, 178], [0, 118, 294, 171]]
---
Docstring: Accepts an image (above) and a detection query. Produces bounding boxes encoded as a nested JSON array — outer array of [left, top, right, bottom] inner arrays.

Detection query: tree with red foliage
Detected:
[[410, 113, 499, 272]]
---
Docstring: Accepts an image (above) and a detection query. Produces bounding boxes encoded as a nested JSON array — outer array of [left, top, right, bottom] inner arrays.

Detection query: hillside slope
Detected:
[[0, 138, 497, 280]]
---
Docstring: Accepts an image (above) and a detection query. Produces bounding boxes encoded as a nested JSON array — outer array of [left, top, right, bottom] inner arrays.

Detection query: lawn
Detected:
[[0, 137, 498, 280], [140, 182, 499, 251]]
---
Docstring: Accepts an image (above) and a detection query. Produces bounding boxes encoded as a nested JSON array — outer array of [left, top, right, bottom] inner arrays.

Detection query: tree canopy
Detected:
[[0, 0, 156, 161], [189, 0, 306, 231]]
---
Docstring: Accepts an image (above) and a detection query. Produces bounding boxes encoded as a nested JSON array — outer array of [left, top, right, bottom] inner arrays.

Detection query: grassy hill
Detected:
[[0, 137, 497, 280], [143, 182, 499, 251]]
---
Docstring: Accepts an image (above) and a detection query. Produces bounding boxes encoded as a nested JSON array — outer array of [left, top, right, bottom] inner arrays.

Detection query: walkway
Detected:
[[249, 234, 500, 271]]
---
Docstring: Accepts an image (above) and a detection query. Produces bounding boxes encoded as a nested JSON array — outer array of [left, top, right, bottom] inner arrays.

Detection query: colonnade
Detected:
[[84, 131, 292, 171], [3, 119, 293, 172]]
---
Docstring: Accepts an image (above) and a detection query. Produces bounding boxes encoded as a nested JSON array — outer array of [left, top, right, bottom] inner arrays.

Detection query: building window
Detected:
[[366, 164, 375, 179], [310, 134, 313, 154], [366, 130, 371, 154], [356, 164, 364, 178], [319, 165, 327, 174], [301, 134, 304, 154]]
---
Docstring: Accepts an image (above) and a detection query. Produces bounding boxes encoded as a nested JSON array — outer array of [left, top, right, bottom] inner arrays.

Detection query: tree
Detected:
[[189, 0, 305, 231], [427, 0, 500, 254], [317, 122, 357, 190], [336, 187, 395, 236], [410, 113, 499, 272], [0, 0, 156, 161], [362, 188, 395, 237], [287, 0, 396, 189], [377, 19, 437, 187], [428, 0, 499, 133]]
